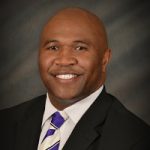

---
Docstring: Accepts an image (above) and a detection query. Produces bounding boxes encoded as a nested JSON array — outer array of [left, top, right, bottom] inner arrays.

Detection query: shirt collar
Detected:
[[64, 85, 103, 124], [41, 93, 57, 126], [42, 85, 103, 126]]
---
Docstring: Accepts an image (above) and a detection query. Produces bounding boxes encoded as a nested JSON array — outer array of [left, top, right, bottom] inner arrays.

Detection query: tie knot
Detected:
[[51, 111, 68, 129]]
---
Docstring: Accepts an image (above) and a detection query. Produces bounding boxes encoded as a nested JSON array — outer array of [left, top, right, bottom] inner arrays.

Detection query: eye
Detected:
[[75, 46, 87, 51], [46, 45, 59, 51]]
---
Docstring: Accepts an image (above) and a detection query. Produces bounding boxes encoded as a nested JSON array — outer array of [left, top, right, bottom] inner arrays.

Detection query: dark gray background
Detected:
[[0, 0, 150, 124]]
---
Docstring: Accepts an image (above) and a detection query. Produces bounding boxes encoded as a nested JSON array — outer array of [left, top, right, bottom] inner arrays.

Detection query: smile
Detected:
[[56, 74, 77, 80]]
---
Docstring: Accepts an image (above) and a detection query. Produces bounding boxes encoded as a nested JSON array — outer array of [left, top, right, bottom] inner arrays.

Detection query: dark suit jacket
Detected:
[[0, 89, 150, 150]]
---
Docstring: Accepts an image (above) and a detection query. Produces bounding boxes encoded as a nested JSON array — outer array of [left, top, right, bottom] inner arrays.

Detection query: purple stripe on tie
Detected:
[[51, 112, 65, 128], [47, 141, 59, 150], [42, 129, 55, 141]]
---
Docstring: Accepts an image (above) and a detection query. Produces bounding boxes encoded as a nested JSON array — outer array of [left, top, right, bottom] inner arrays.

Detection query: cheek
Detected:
[[77, 56, 103, 93], [79, 53, 102, 73], [82, 56, 103, 88], [39, 52, 53, 72]]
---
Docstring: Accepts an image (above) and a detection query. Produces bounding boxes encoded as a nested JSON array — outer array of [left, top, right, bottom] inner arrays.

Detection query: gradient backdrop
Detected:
[[0, 0, 150, 124]]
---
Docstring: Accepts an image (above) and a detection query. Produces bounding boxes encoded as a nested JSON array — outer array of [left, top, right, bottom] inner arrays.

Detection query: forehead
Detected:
[[41, 22, 102, 50], [44, 15, 101, 40], [43, 21, 97, 39]]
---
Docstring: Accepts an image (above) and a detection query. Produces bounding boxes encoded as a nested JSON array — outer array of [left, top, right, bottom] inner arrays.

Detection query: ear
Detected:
[[102, 48, 111, 73]]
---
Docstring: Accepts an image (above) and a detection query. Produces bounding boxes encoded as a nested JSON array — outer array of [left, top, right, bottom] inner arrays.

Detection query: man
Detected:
[[0, 7, 150, 150]]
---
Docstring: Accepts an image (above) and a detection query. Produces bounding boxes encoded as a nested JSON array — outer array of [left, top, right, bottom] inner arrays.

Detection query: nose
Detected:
[[54, 49, 78, 66]]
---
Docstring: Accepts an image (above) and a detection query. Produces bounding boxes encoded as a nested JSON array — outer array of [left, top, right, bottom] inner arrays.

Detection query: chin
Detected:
[[56, 94, 78, 101], [57, 98, 77, 106], [53, 92, 82, 102]]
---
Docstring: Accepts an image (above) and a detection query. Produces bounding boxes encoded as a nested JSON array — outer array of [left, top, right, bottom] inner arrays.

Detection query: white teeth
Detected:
[[56, 74, 77, 79]]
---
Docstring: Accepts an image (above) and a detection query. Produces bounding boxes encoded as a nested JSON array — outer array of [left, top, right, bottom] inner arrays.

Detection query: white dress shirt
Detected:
[[37, 85, 103, 150]]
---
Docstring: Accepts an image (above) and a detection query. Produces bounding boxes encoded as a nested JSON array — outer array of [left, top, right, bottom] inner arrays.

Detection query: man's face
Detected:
[[39, 13, 110, 109]]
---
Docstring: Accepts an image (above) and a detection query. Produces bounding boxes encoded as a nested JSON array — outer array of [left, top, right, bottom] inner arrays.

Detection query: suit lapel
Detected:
[[63, 89, 113, 150], [14, 95, 46, 150]]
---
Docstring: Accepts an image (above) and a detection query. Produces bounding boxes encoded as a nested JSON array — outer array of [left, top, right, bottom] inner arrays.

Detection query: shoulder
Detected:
[[103, 93, 150, 148], [0, 95, 46, 124], [0, 95, 46, 149], [108, 93, 150, 130]]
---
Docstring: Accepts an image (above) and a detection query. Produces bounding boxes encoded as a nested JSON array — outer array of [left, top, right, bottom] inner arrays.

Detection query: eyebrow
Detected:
[[43, 39, 59, 47], [73, 40, 89, 45], [43, 39, 90, 47]]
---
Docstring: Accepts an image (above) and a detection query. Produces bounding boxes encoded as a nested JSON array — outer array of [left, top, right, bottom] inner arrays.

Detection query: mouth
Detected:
[[49, 68, 84, 83], [56, 74, 78, 80]]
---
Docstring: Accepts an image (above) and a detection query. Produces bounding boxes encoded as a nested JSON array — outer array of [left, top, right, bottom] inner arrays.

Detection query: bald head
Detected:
[[41, 7, 108, 50]]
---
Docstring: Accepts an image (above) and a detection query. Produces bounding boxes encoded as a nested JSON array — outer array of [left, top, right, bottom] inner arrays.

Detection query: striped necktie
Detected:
[[39, 111, 68, 150]]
